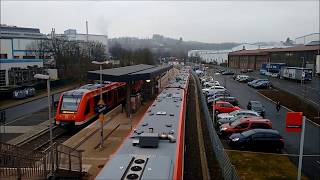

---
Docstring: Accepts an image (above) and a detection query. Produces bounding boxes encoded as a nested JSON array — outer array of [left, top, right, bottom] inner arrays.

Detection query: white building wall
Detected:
[[0, 39, 13, 59]]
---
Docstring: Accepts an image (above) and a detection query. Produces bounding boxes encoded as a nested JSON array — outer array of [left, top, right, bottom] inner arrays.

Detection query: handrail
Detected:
[[0, 141, 82, 179]]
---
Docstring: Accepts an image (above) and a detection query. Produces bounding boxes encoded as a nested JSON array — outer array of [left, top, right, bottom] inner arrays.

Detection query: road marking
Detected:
[[257, 91, 320, 127], [316, 161, 320, 166]]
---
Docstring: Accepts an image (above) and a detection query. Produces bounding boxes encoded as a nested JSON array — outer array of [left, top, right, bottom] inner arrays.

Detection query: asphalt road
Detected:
[[3, 93, 61, 125], [210, 71, 320, 179], [220, 66, 320, 108]]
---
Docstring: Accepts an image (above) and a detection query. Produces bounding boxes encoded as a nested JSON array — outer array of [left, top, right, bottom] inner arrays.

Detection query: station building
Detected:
[[0, 25, 48, 86], [228, 44, 320, 75]]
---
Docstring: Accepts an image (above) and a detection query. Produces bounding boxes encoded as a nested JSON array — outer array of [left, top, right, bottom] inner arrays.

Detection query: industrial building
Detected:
[[55, 29, 108, 54], [188, 50, 230, 64], [295, 33, 320, 45], [228, 44, 320, 75], [188, 43, 289, 65], [0, 25, 48, 86]]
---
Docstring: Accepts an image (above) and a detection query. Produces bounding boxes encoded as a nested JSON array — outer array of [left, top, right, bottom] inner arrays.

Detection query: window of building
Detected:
[[0, 54, 8, 59]]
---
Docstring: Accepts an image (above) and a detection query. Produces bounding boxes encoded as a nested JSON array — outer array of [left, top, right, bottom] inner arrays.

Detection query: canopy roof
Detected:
[[87, 64, 172, 82]]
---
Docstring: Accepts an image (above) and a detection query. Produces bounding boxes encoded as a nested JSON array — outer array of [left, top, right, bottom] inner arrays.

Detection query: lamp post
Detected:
[[91, 60, 110, 148], [34, 74, 53, 173]]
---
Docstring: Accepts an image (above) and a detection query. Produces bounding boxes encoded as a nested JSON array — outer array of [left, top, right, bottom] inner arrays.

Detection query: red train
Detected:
[[55, 81, 143, 127]]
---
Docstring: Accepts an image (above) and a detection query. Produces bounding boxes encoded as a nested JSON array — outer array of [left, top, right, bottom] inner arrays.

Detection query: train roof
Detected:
[[96, 68, 190, 180], [63, 82, 122, 97]]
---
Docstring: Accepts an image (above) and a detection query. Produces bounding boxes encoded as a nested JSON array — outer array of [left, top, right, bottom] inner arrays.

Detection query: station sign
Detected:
[[285, 112, 303, 132], [95, 104, 107, 114]]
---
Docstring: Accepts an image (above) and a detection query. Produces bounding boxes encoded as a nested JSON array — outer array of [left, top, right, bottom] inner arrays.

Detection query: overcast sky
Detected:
[[1, 1, 319, 43]]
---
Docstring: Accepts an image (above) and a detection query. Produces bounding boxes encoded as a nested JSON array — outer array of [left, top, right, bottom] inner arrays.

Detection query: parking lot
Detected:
[[203, 68, 320, 179]]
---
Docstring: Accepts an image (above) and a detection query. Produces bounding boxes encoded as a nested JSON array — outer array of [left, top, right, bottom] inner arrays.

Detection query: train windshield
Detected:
[[61, 96, 81, 112]]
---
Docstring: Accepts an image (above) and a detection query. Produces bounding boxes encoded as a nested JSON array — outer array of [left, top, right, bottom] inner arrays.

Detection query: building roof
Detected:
[[87, 64, 172, 82], [0, 25, 46, 39], [229, 45, 320, 56]]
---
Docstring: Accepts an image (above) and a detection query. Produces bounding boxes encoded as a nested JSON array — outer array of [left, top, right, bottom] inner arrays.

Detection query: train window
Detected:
[[84, 101, 90, 115], [61, 96, 81, 112]]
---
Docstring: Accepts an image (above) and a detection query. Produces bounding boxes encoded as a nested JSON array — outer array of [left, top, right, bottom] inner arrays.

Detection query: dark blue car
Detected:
[[228, 129, 284, 151]]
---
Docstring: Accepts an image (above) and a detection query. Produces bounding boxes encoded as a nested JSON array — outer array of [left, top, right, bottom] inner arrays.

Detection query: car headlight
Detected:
[[221, 127, 227, 131], [232, 137, 239, 141]]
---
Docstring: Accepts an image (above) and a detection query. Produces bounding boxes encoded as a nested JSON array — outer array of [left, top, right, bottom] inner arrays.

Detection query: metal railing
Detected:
[[192, 71, 239, 180], [0, 142, 48, 179], [0, 142, 82, 179]]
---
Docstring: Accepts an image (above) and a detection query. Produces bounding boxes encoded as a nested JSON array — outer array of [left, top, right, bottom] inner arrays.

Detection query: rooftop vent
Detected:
[[156, 111, 166, 115]]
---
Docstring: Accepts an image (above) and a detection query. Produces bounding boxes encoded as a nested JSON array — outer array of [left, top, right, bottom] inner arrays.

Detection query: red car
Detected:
[[219, 117, 272, 137], [213, 101, 240, 114]]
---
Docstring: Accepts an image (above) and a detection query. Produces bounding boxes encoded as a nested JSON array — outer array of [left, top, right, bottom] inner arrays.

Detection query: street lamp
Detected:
[[34, 73, 53, 173], [91, 60, 110, 148]]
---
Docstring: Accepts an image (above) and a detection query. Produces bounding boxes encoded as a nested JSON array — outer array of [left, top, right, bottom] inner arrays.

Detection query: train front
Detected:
[[95, 68, 190, 180], [55, 89, 89, 127]]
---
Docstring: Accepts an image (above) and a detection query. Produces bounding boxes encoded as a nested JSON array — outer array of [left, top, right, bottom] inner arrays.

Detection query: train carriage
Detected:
[[96, 68, 190, 180]]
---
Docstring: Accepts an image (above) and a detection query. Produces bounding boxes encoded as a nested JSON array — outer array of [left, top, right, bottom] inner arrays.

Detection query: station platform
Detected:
[[63, 101, 153, 179]]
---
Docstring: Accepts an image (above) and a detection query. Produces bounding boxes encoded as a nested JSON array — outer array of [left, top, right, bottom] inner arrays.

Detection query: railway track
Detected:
[[18, 126, 71, 151], [184, 74, 223, 179]]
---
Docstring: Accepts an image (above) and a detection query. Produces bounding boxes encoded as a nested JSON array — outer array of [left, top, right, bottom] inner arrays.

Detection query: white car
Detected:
[[202, 85, 225, 94], [216, 110, 260, 123], [236, 75, 249, 81], [203, 81, 220, 88]]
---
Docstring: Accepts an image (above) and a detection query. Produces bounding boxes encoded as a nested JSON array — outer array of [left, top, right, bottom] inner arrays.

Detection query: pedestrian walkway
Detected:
[[7, 120, 50, 145]]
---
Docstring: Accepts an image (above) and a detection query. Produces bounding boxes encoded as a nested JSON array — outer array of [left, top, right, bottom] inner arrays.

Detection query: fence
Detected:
[[192, 71, 239, 180], [0, 142, 82, 179], [0, 142, 48, 179]]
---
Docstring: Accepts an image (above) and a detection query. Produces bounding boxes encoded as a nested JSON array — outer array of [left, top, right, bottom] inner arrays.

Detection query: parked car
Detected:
[[247, 100, 265, 117], [13, 90, 26, 99], [217, 110, 261, 125], [248, 79, 268, 87], [228, 129, 284, 151], [252, 81, 271, 89], [215, 96, 239, 106], [219, 117, 272, 137], [206, 89, 230, 97], [232, 74, 239, 80], [214, 101, 240, 114], [238, 76, 255, 83], [217, 115, 262, 127], [240, 69, 248, 73], [203, 81, 220, 88], [222, 71, 235, 75], [202, 86, 225, 94], [24, 87, 36, 97], [247, 69, 254, 72], [236, 75, 249, 82]]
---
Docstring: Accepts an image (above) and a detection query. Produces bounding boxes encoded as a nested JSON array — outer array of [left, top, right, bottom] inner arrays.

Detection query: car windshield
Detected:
[[61, 96, 82, 112], [241, 130, 256, 137]]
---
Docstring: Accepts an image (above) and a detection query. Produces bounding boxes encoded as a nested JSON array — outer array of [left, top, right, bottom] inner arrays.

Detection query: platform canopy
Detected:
[[87, 64, 172, 82]]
